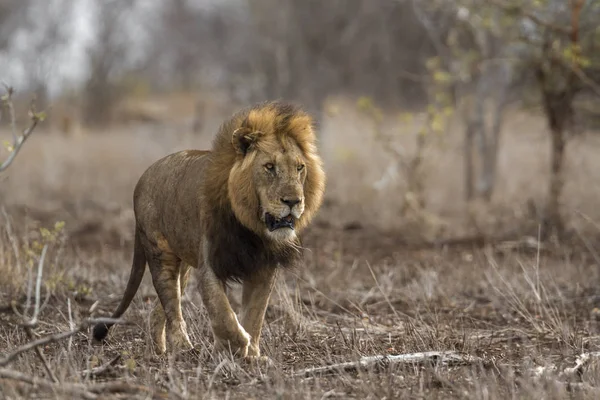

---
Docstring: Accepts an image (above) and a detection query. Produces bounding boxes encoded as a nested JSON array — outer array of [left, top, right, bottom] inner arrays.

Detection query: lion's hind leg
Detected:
[[147, 240, 193, 354], [149, 263, 192, 354]]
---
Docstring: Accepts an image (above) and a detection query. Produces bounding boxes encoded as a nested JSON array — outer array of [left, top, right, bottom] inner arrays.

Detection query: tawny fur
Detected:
[[92, 101, 326, 358]]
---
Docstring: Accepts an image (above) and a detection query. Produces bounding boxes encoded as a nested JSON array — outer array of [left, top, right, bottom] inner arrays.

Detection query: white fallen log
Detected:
[[294, 351, 483, 377]]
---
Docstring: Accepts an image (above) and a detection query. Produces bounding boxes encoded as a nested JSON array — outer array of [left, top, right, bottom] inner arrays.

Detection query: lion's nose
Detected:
[[281, 197, 301, 208]]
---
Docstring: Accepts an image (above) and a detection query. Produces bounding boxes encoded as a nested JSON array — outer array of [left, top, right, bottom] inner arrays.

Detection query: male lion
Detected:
[[92, 101, 326, 360]]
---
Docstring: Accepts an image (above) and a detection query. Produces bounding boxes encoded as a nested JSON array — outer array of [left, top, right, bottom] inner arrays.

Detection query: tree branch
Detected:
[[0, 84, 45, 172]]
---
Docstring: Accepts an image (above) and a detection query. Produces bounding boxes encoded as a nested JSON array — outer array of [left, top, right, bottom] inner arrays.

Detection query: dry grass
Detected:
[[2, 95, 600, 398]]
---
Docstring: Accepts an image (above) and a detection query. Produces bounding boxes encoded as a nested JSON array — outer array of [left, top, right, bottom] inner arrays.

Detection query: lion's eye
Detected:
[[265, 163, 275, 171], [297, 164, 305, 172]]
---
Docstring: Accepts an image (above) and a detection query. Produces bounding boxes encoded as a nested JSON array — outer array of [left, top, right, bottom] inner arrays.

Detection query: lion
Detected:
[[92, 101, 326, 361]]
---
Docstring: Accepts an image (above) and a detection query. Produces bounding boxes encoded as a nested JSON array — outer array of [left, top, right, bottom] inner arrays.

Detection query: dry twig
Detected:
[[294, 351, 483, 377], [0, 84, 46, 172]]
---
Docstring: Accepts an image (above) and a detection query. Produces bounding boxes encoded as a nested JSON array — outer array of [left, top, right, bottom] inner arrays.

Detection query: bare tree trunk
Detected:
[[464, 121, 475, 201], [536, 0, 584, 238], [536, 74, 573, 237], [479, 107, 502, 202], [546, 123, 566, 235], [480, 64, 511, 201], [82, 0, 133, 128], [472, 76, 488, 198], [408, 131, 427, 211]]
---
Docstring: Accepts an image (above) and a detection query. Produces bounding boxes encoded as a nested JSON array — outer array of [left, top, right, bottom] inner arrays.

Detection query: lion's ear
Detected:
[[232, 127, 261, 155]]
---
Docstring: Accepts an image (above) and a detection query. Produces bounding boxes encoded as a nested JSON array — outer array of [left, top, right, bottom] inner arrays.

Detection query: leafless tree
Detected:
[[240, 0, 439, 125], [518, 0, 599, 236], [82, 0, 137, 128], [135, 0, 439, 124], [410, 0, 599, 237], [410, 0, 519, 203]]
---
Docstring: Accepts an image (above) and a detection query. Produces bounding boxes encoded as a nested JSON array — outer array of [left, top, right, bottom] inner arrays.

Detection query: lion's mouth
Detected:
[[265, 213, 295, 231]]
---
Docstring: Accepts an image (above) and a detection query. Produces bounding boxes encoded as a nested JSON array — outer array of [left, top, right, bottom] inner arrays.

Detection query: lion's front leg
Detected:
[[240, 267, 277, 358], [198, 263, 250, 358]]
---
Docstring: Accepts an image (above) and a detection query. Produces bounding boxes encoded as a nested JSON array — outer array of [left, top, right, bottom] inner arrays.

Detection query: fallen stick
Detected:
[[294, 351, 483, 377]]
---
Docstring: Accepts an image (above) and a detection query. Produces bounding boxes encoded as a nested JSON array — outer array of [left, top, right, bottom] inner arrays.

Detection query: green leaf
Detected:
[[54, 221, 66, 232], [433, 71, 452, 84], [3, 140, 14, 152], [35, 111, 47, 122]]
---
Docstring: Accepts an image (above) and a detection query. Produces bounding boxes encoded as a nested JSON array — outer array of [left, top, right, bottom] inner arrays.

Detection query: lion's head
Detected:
[[210, 101, 325, 242]]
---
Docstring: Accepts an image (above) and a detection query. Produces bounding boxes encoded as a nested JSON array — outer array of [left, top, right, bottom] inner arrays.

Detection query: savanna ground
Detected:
[[2, 94, 600, 399]]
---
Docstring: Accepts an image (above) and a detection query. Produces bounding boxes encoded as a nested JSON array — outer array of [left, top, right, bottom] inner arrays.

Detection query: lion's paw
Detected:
[[213, 337, 250, 358], [212, 320, 251, 358], [167, 323, 194, 353], [152, 329, 167, 355], [243, 354, 274, 369]]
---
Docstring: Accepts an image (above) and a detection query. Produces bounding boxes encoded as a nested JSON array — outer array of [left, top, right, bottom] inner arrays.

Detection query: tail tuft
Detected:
[[92, 323, 111, 341]]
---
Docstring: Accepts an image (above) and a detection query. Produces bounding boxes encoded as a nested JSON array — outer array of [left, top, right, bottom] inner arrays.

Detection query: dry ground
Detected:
[[2, 96, 600, 399]]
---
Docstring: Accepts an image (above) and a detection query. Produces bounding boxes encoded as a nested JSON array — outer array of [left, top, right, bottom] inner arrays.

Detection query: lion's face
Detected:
[[229, 131, 308, 241], [253, 140, 306, 240], [226, 103, 325, 243]]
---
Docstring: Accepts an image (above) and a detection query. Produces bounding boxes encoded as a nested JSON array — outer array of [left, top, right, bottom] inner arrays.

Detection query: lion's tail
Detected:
[[92, 229, 147, 342]]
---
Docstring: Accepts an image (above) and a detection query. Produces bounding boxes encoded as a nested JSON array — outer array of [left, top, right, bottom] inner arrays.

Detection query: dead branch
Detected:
[[0, 367, 168, 400], [27, 243, 47, 327], [0, 317, 129, 367], [0, 84, 46, 172], [294, 351, 483, 377]]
